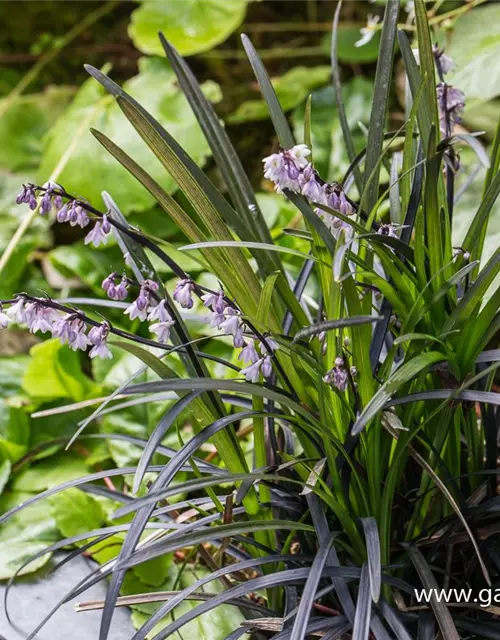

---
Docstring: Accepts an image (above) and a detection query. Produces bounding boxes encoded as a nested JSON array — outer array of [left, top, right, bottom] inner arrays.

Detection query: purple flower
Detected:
[[102, 274, 117, 296], [240, 358, 263, 383], [125, 280, 158, 322], [261, 355, 273, 378], [219, 314, 240, 336], [114, 277, 128, 301], [219, 313, 245, 347], [208, 310, 225, 328], [148, 300, 173, 323], [437, 83, 465, 135], [201, 290, 225, 314], [432, 45, 455, 75], [6, 298, 27, 324], [25, 302, 58, 334], [259, 336, 279, 354], [300, 164, 325, 202], [239, 338, 259, 364], [51, 315, 89, 351], [67, 202, 90, 229], [40, 190, 53, 215], [173, 279, 194, 309], [150, 320, 175, 344], [262, 144, 311, 193], [16, 184, 37, 210], [56, 204, 70, 223], [51, 315, 75, 344], [125, 297, 148, 322], [323, 356, 349, 392], [84, 214, 111, 247], [377, 223, 398, 238], [88, 323, 112, 359]]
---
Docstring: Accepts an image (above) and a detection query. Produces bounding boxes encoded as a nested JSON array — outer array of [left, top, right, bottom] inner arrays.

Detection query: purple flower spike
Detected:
[[173, 279, 195, 309], [239, 338, 259, 364], [88, 322, 112, 359], [240, 358, 263, 383]]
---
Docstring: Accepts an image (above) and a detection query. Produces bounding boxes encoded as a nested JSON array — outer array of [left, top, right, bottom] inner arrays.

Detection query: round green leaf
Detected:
[[129, 0, 248, 57]]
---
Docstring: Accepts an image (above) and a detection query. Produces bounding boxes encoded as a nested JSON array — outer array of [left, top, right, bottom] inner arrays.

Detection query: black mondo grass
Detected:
[[2, 2, 500, 640]]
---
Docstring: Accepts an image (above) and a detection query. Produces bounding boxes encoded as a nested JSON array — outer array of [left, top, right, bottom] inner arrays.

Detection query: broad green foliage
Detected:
[[129, 0, 248, 57], [38, 58, 217, 213], [129, 566, 245, 640], [0, 87, 72, 171], [228, 65, 332, 124], [447, 4, 500, 102], [23, 338, 97, 401], [49, 488, 106, 538], [0, 491, 59, 579]]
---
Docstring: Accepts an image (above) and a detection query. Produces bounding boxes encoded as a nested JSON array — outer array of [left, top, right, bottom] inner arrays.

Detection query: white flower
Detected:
[[173, 279, 194, 309], [355, 14, 380, 48], [239, 338, 259, 364], [150, 320, 175, 344], [148, 300, 173, 324], [240, 358, 263, 383], [288, 144, 311, 168], [88, 323, 112, 360], [7, 298, 27, 324]]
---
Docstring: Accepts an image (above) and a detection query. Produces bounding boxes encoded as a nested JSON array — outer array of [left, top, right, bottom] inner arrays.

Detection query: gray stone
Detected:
[[0, 554, 134, 639]]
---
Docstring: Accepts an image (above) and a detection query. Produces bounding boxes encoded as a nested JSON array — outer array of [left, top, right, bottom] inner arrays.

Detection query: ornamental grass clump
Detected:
[[2, 1, 500, 639]]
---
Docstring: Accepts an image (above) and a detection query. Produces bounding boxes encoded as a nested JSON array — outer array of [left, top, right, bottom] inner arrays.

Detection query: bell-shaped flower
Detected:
[[173, 279, 195, 309], [240, 358, 263, 383], [88, 323, 112, 359]]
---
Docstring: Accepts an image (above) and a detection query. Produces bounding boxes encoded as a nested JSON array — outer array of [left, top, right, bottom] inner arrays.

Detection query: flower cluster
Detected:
[[102, 273, 128, 301], [16, 183, 112, 248], [106, 276, 176, 345], [323, 356, 356, 392], [432, 46, 465, 137], [1, 296, 112, 359], [13, 182, 278, 382], [200, 286, 278, 382], [263, 144, 355, 240]]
